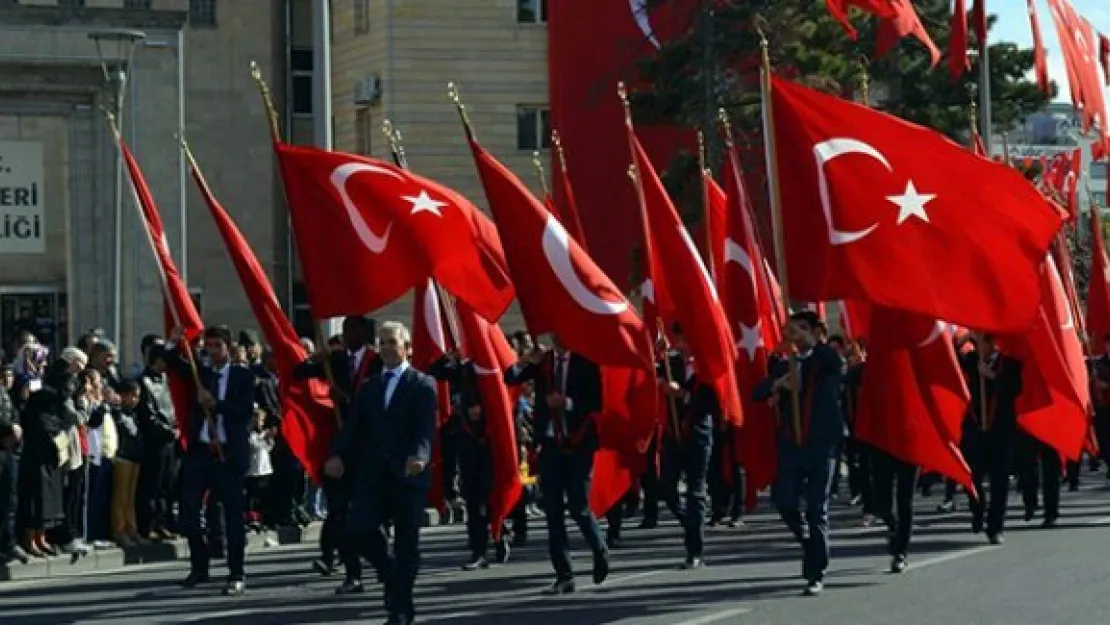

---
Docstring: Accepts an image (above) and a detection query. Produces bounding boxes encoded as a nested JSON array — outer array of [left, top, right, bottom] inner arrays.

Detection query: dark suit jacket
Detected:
[[332, 364, 437, 492], [137, 368, 177, 448], [163, 347, 256, 475], [657, 350, 716, 442], [504, 351, 602, 452], [960, 350, 1023, 435], [754, 342, 845, 450], [293, 347, 382, 415]]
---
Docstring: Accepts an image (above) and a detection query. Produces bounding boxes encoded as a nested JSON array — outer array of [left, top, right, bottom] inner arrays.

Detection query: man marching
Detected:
[[504, 335, 609, 595], [754, 310, 845, 596]]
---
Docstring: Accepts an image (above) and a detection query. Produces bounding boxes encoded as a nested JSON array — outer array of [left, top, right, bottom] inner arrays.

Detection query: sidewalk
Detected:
[[0, 505, 461, 583]]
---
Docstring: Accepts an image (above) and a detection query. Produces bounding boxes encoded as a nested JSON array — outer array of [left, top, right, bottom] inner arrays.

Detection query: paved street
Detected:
[[4, 476, 1110, 625]]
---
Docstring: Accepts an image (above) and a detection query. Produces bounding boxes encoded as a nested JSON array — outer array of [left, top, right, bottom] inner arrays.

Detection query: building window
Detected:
[[124, 0, 152, 8], [1092, 162, 1109, 179], [291, 47, 314, 116], [188, 288, 204, 316], [354, 0, 370, 34], [355, 108, 372, 156], [1092, 192, 1107, 207], [189, 0, 217, 27], [517, 0, 546, 24], [516, 105, 551, 151]]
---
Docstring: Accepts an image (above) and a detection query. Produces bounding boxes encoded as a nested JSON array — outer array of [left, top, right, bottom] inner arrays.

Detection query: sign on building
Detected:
[[0, 141, 44, 254]]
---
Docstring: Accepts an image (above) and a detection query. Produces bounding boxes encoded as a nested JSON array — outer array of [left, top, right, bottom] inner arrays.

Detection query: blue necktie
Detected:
[[382, 370, 395, 409]]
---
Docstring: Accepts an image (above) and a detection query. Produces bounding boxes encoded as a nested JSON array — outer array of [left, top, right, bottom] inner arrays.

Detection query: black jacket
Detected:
[[138, 368, 177, 448], [504, 351, 602, 453], [114, 407, 144, 462]]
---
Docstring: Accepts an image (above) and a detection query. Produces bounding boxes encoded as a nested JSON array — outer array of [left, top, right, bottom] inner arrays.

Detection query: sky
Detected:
[[993, 0, 1110, 102]]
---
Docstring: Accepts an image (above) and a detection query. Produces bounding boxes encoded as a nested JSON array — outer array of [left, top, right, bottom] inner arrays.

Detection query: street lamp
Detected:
[[88, 29, 145, 346]]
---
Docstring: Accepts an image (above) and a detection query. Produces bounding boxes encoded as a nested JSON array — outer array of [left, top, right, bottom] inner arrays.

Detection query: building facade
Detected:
[[1006, 102, 1109, 210]]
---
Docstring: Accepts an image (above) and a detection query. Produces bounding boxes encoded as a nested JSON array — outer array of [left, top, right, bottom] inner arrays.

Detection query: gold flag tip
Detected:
[[447, 81, 460, 103]]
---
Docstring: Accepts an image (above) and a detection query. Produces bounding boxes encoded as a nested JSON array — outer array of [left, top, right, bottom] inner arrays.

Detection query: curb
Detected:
[[0, 505, 465, 583]]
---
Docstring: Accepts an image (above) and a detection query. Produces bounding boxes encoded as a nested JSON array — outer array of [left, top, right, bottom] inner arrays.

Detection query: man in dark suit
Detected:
[[325, 321, 436, 625], [165, 325, 256, 596], [754, 310, 845, 596], [504, 335, 609, 595], [136, 340, 179, 541], [294, 314, 381, 593]]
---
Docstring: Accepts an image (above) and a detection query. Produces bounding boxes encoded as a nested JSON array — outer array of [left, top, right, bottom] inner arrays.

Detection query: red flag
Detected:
[[1028, 0, 1051, 93], [971, 0, 987, 47], [453, 299, 522, 540], [1046, 1, 1109, 147], [632, 134, 742, 426], [276, 144, 513, 322], [188, 157, 336, 482], [856, 309, 974, 495], [836, 300, 872, 342], [589, 365, 660, 517], [550, 145, 590, 251], [825, 0, 897, 38], [1101, 34, 1110, 85], [121, 142, 204, 448], [412, 279, 453, 512], [466, 138, 650, 370], [1011, 255, 1090, 461], [949, 0, 970, 80], [769, 75, 1061, 334], [1088, 210, 1110, 355], [826, 0, 940, 66]]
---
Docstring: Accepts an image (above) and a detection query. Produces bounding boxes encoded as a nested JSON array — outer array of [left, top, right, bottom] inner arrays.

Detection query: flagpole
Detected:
[[757, 26, 803, 446], [102, 111, 223, 461], [617, 82, 682, 445], [698, 131, 715, 283], [961, 98, 991, 433], [550, 130, 591, 253], [250, 61, 343, 428], [531, 151, 552, 200]]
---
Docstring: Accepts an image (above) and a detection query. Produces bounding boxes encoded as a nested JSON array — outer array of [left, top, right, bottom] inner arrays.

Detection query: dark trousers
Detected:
[[1015, 433, 1061, 521], [774, 445, 836, 583], [351, 478, 426, 620], [661, 435, 711, 558], [966, 429, 1013, 536], [86, 459, 112, 543], [871, 451, 917, 558], [245, 476, 270, 523], [181, 449, 246, 580], [849, 440, 875, 513], [509, 483, 533, 542], [63, 465, 87, 541], [267, 445, 303, 525], [461, 460, 505, 558], [321, 474, 361, 582], [137, 442, 176, 535], [640, 432, 661, 522], [0, 449, 18, 551], [707, 430, 743, 521], [538, 447, 606, 581], [441, 427, 460, 502]]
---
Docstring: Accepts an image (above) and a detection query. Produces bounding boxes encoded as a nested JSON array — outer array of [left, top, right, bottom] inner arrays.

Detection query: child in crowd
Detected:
[[111, 380, 144, 548], [83, 368, 117, 550], [246, 405, 275, 539]]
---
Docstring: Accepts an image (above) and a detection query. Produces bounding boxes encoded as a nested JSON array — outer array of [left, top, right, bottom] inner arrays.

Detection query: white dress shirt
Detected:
[[199, 363, 230, 445], [383, 360, 409, 410], [349, 346, 366, 376]]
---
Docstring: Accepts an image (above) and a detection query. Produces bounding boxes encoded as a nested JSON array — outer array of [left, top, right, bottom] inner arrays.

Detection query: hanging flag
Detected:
[[120, 142, 204, 449], [276, 144, 514, 322], [1087, 210, 1110, 355], [411, 279, 453, 512], [1027, 0, 1051, 93], [768, 75, 1062, 334], [949, 0, 970, 80], [971, 0, 988, 47], [1101, 33, 1110, 86], [827, 0, 940, 66], [550, 137, 590, 250], [1046, 0, 1109, 149]]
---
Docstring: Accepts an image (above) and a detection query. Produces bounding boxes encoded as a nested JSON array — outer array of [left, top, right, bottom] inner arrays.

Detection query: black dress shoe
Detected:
[[542, 578, 576, 595], [385, 614, 413, 625], [971, 514, 984, 534], [890, 555, 908, 573], [461, 557, 489, 571], [637, 517, 658, 530], [335, 579, 365, 594], [181, 572, 211, 588], [222, 580, 246, 596], [680, 557, 704, 570], [495, 542, 510, 564], [987, 532, 1004, 545], [1023, 508, 1035, 522], [1042, 516, 1059, 528], [593, 550, 610, 585]]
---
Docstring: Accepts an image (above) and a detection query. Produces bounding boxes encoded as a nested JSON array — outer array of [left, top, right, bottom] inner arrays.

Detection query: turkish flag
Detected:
[[632, 134, 742, 426], [589, 365, 661, 517], [276, 144, 513, 322], [453, 298, 522, 540], [706, 150, 779, 507], [189, 157, 337, 483], [1046, 0, 1109, 147], [466, 138, 651, 370], [121, 142, 204, 449], [949, 0, 970, 80], [412, 279, 453, 512], [769, 75, 1061, 334], [550, 151, 590, 251], [826, 0, 939, 66], [1011, 254, 1090, 461], [856, 308, 974, 495], [1088, 210, 1110, 355], [836, 300, 872, 343], [1027, 0, 1051, 94]]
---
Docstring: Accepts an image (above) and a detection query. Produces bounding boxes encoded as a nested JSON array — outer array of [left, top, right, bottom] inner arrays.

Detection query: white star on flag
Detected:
[[404, 190, 447, 217], [886, 180, 935, 225], [736, 321, 764, 362]]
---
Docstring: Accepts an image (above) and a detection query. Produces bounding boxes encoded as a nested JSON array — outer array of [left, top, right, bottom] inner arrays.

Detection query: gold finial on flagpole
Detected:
[[250, 61, 283, 143], [532, 151, 552, 199], [552, 129, 570, 175], [447, 81, 477, 141], [617, 82, 633, 127]]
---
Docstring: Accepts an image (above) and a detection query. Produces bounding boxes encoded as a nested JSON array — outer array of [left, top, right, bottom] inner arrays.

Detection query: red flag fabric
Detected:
[[826, 0, 940, 66], [1088, 210, 1110, 355], [466, 138, 651, 370], [856, 309, 974, 494], [632, 134, 742, 426], [188, 159, 336, 482], [550, 147, 590, 251], [1027, 0, 1051, 93], [836, 300, 872, 342], [1101, 34, 1110, 85], [589, 365, 660, 517], [1011, 254, 1090, 461], [825, 0, 897, 38], [412, 279, 453, 512], [453, 298, 522, 540], [949, 0, 970, 80], [769, 75, 1062, 334], [276, 143, 513, 322], [121, 143, 204, 448], [971, 0, 987, 47], [1046, 0, 1109, 148]]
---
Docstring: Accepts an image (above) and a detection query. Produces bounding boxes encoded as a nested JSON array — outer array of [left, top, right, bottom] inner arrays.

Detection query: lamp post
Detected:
[[88, 29, 145, 346], [313, 1, 341, 339]]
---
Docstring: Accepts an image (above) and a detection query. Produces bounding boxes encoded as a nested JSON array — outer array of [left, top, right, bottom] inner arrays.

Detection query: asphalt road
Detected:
[[4, 474, 1110, 625]]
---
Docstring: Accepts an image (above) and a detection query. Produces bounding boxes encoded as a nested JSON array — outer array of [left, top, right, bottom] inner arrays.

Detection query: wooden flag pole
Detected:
[[964, 98, 991, 432], [249, 61, 343, 427], [756, 24, 803, 446], [698, 131, 715, 282], [531, 151, 552, 200]]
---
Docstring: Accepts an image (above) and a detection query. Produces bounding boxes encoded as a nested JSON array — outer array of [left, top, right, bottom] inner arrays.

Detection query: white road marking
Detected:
[[587, 569, 668, 590], [673, 607, 752, 624], [1085, 516, 1110, 525], [908, 545, 995, 569]]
